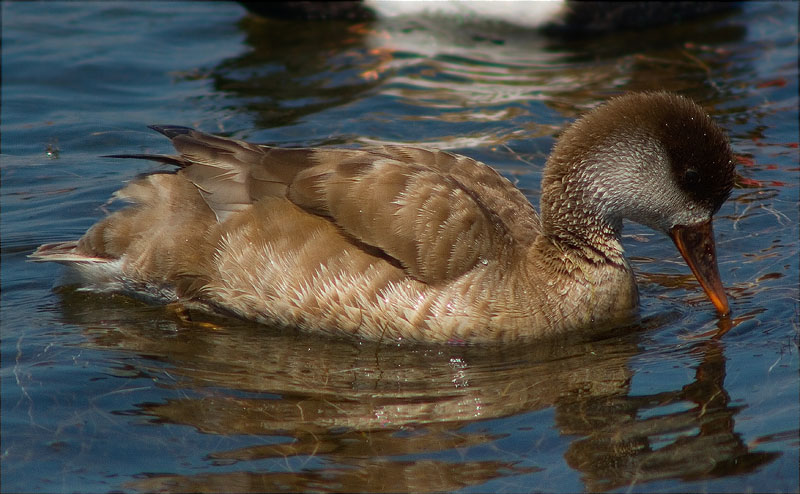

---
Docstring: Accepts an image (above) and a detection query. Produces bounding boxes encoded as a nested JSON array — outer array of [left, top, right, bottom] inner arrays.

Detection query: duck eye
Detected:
[[685, 168, 700, 184]]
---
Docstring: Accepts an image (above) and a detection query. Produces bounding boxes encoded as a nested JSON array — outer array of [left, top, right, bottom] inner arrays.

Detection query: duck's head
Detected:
[[541, 91, 735, 315]]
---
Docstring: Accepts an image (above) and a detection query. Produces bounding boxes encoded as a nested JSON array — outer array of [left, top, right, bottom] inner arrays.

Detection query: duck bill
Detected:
[[669, 220, 730, 316]]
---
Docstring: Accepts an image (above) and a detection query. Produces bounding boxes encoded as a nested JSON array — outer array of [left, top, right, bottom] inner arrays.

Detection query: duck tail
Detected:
[[102, 153, 188, 167], [28, 241, 109, 264], [101, 125, 198, 167]]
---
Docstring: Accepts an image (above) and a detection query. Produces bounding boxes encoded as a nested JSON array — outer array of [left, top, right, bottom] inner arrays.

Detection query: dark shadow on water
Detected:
[[205, 16, 385, 134], [191, 2, 747, 141], [52, 287, 778, 492]]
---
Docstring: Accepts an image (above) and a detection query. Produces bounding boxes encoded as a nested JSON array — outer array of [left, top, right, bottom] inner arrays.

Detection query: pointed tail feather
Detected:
[[147, 124, 195, 138], [29, 242, 110, 264], [102, 153, 188, 167]]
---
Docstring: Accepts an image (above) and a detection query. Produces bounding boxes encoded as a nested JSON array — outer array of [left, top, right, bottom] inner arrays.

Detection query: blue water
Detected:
[[2, 2, 798, 492]]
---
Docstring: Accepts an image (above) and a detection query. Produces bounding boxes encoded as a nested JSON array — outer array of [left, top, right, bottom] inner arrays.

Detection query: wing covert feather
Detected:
[[283, 146, 541, 283]]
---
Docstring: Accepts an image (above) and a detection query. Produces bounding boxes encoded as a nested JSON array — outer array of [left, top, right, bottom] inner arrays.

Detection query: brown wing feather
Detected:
[[154, 127, 542, 284]]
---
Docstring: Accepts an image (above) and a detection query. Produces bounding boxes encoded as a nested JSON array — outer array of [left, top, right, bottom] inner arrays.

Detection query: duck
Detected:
[[239, 1, 738, 34], [31, 91, 735, 343]]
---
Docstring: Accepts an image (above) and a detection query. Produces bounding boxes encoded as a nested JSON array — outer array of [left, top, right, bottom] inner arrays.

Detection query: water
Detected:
[[2, 2, 798, 492]]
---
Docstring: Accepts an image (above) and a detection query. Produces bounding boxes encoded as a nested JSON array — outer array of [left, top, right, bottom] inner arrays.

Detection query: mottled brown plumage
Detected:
[[31, 92, 735, 342]]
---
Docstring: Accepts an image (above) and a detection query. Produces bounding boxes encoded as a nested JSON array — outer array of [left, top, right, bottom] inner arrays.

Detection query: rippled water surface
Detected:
[[2, 2, 798, 492]]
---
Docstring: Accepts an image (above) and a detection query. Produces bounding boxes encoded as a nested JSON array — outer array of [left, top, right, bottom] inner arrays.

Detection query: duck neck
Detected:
[[539, 160, 627, 267]]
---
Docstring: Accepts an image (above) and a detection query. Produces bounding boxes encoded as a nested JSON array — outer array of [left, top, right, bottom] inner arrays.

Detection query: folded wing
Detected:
[[129, 126, 542, 284]]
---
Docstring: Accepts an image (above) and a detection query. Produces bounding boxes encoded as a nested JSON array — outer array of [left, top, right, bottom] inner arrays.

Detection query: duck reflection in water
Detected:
[[53, 288, 777, 492]]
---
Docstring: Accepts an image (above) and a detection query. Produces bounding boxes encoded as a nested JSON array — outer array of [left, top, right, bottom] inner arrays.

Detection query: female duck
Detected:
[[32, 92, 735, 342]]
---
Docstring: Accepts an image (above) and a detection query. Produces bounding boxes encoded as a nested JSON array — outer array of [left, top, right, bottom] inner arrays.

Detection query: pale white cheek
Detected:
[[591, 138, 712, 231], [664, 200, 712, 229]]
